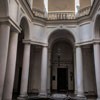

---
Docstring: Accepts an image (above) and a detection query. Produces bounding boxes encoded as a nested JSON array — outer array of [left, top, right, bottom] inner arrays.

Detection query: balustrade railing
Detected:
[[32, 8, 45, 18], [78, 6, 91, 17], [48, 11, 76, 20], [32, 6, 91, 20]]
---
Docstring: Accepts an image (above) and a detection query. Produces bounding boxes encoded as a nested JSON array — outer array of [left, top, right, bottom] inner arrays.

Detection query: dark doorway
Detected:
[[57, 68, 68, 92], [50, 41, 74, 93]]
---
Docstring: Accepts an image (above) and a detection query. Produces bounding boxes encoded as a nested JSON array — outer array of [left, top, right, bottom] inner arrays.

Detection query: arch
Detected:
[[48, 29, 75, 93], [94, 14, 100, 38], [0, 0, 9, 17], [20, 16, 30, 39], [48, 29, 76, 47]]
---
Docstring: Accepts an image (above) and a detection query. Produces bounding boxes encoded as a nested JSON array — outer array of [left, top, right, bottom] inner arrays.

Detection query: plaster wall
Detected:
[[30, 23, 45, 43], [9, 0, 18, 22], [79, 22, 93, 42]]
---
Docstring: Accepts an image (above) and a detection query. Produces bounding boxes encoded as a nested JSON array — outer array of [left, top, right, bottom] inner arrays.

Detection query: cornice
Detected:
[[23, 39, 48, 47], [89, 0, 100, 18], [0, 16, 21, 33], [33, 16, 46, 25], [46, 19, 78, 25], [19, 0, 34, 21], [75, 38, 100, 47]]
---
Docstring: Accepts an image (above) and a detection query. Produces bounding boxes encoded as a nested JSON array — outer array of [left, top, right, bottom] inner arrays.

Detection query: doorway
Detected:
[[57, 68, 68, 92], [50, 40, 74, 93]]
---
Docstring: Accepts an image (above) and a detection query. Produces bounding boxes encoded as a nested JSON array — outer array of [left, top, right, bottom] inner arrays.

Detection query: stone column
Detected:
[[2, 31, 18, 100], [19, 43, 31, 98], [74, 49, 77, 95], [93, 43, 100, 100], [0, 23, 10, 100], [76, 46, 84, 97], [39, 46, 48, 96]]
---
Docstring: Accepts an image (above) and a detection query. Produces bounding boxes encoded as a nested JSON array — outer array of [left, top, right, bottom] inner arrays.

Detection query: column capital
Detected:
[[93, 42, 100, 45], [23, 39, 31, 45], [0, 16, 21, 33], [10, 31, 19, 34], [75, 45, 81, 49], [42, 45, 48, 48], [93, 39, 100, 44]]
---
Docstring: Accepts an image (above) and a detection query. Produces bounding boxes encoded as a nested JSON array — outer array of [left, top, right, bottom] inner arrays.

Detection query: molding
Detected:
[[33, 16, 46, 25], [33, 22, 45, 27], [79, 21, 91, 26], [0, 16, 21, 32], [46, 19, 78, 25], [23, 39, 48, 46], [89, 0, 100, 19], [19, 0, 34, 21], [75, 39, 100, 47]]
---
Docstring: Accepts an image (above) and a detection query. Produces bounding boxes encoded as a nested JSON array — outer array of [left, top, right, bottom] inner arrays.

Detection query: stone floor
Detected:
[[13, 93, 97, 100], [27, 93, 96, 100]]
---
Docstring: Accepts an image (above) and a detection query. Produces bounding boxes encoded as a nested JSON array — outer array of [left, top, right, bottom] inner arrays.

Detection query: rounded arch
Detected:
[[13, 17, 30, 97], [48, 29, 76, 48], [94, 14, 100, 39], [48, 29, 75, 93], [20, 16, 30, 39], [0, 0, 9, 17]]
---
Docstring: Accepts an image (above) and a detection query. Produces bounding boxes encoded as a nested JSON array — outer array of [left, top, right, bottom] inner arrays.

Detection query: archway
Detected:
[[13, 17, 29, 99], [48, 29, 75, 94]]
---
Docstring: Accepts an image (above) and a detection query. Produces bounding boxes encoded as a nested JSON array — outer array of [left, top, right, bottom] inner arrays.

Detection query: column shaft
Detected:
[[2, 32, 18, 100], [40, 46, 48, 96], [0, 23, 10, 100], [74, 49, 77, 94], [76, 47, 84, 97], [20, 43, 31, 97], [93, 44, 100, 100]]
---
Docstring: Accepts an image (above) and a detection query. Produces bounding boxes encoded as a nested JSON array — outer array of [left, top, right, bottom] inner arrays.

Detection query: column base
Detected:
[[97, 97, 100, 100], [39, 92, 48, 98], [74, 90, 77, 95], [76, 93, 86, 100], [17, 94, 28, 100], [75, 96, 87, 100]]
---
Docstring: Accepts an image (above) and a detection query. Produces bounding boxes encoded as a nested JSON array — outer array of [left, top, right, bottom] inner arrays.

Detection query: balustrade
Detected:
[[32, 6, 91, 20], [78, 6, 91, 17], [32, 8, 45, 18]]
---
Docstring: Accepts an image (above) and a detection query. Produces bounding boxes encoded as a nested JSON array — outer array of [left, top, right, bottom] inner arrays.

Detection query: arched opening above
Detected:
[[20, 17, 30, 39], [48, 29, 75, 48]]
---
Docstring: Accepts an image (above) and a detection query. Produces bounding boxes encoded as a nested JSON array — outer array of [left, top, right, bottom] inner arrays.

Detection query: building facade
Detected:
[[0, 0, 100, 100]]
